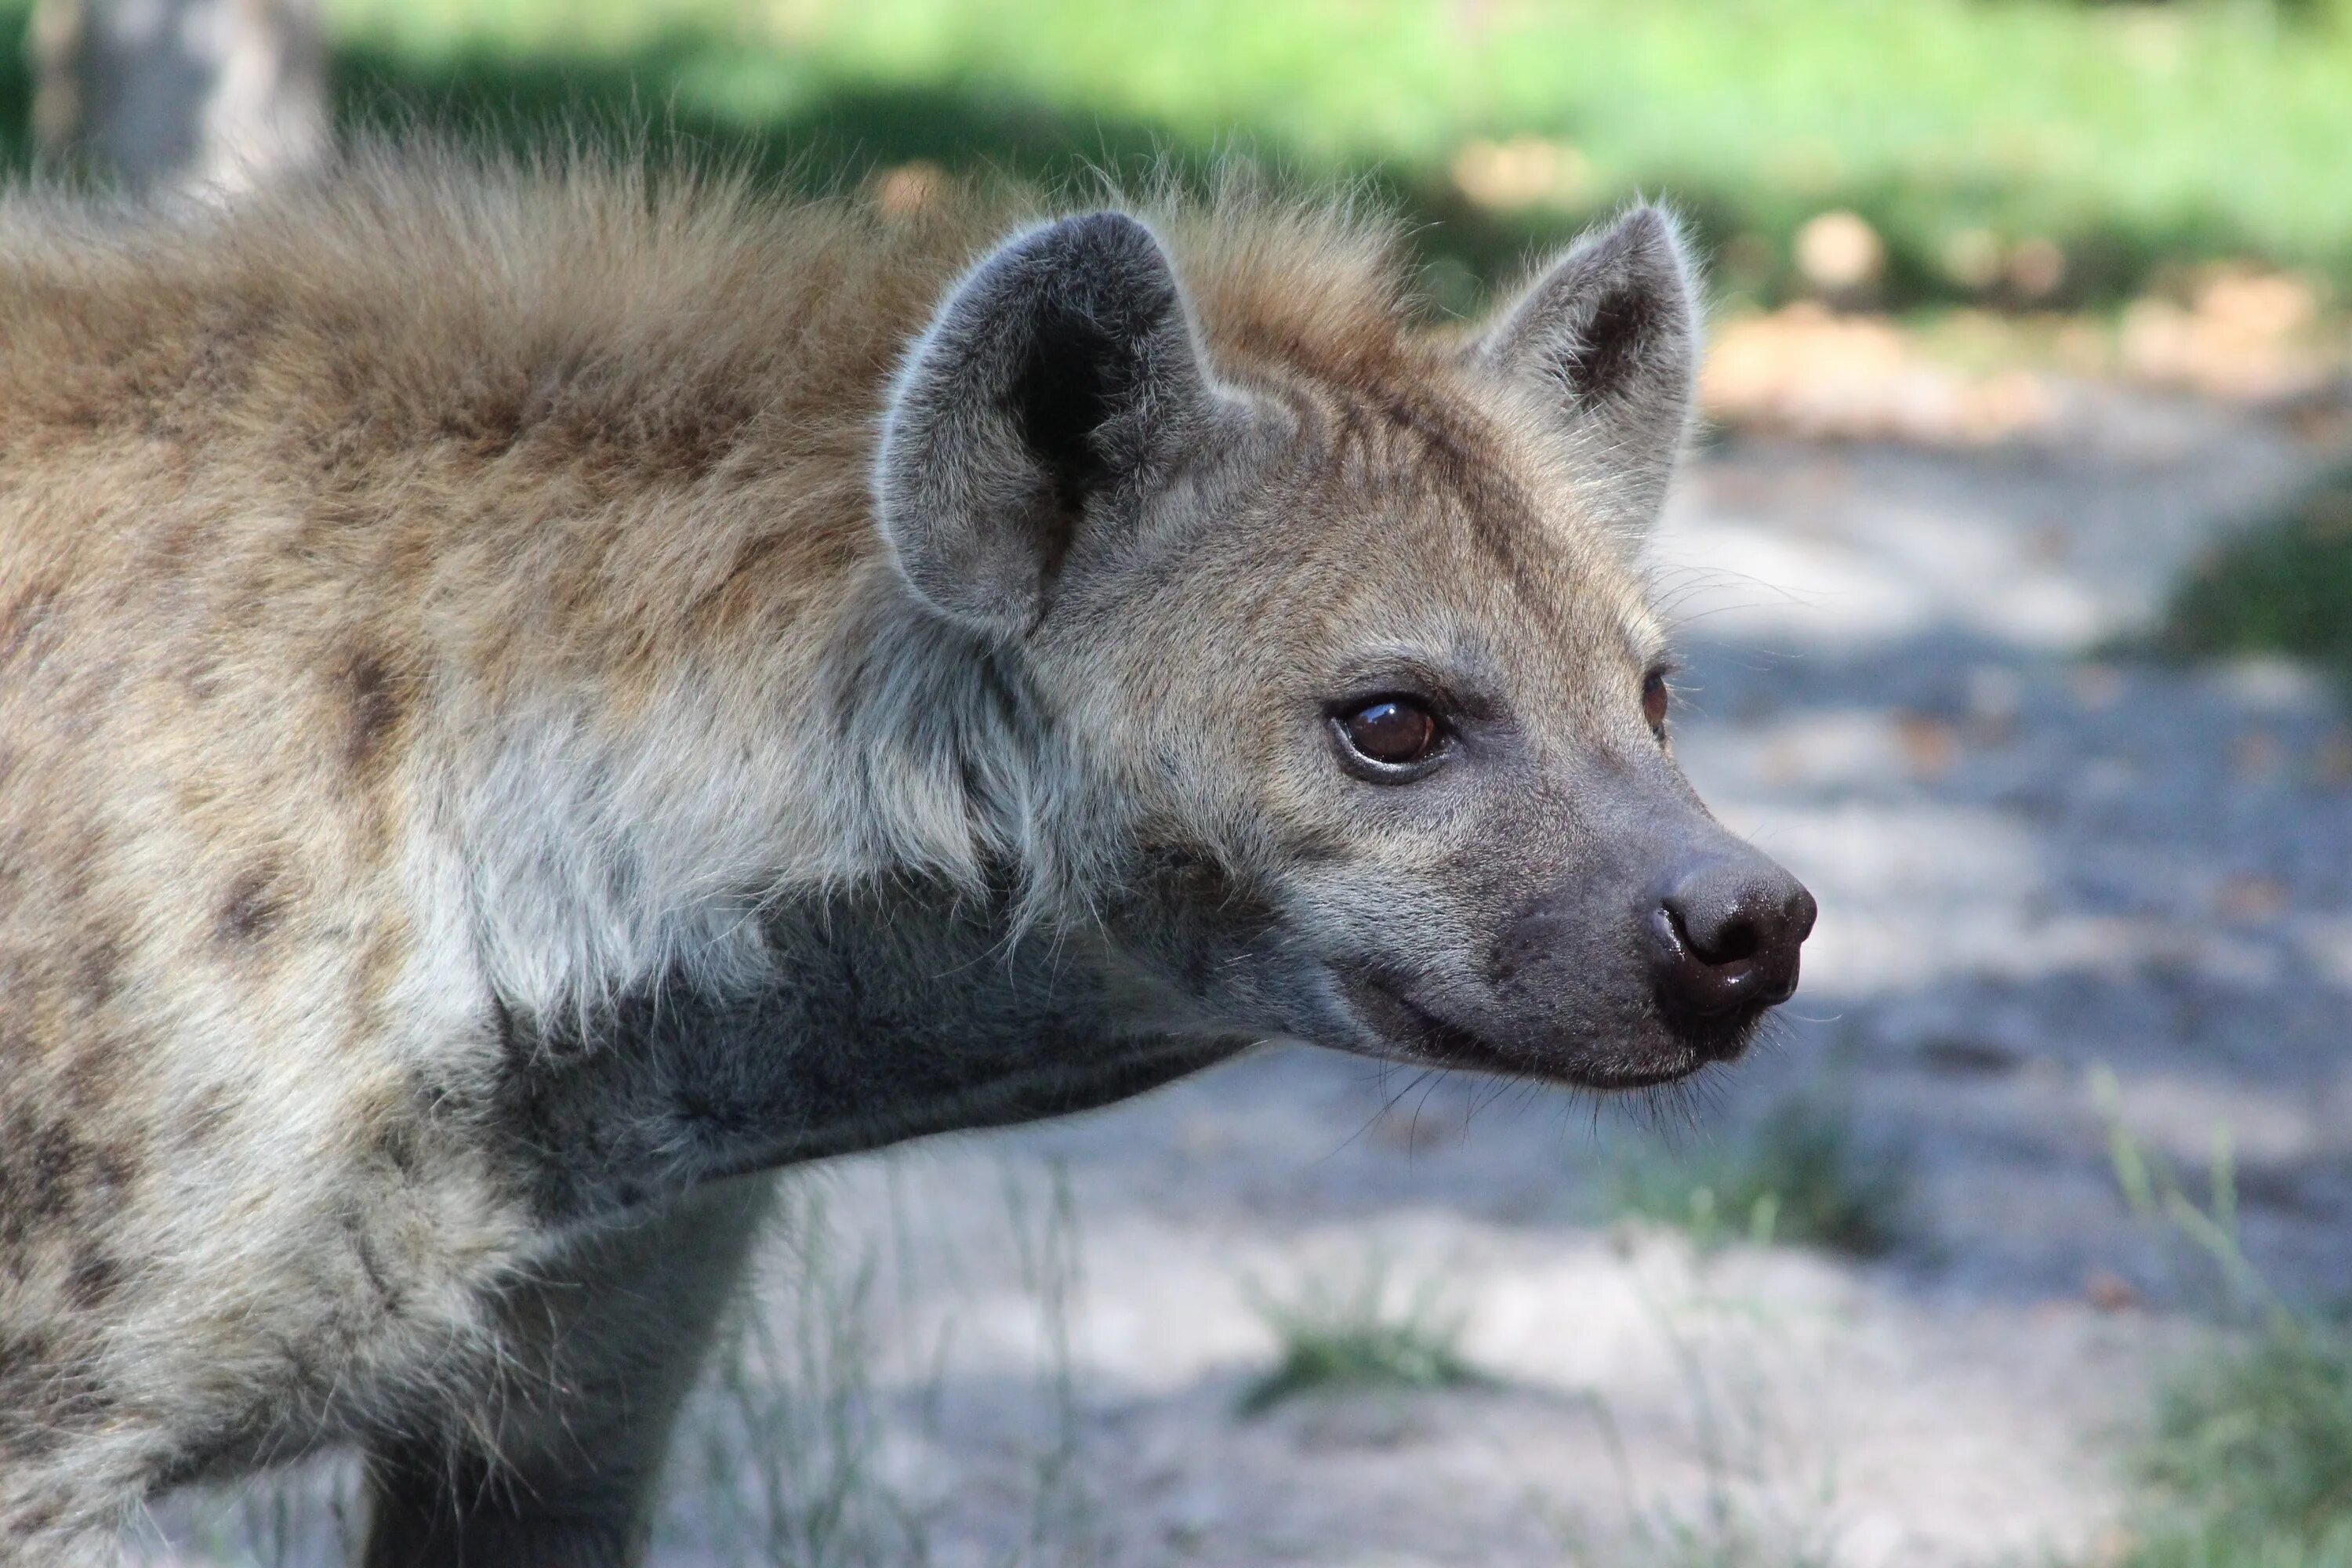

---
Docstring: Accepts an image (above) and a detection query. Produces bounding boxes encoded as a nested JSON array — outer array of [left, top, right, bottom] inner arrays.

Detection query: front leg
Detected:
[[361, 1174, 773, 1568]]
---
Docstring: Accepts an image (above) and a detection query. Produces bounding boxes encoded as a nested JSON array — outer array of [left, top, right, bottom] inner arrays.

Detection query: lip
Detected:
[[1341, 969, 1708, 1091]]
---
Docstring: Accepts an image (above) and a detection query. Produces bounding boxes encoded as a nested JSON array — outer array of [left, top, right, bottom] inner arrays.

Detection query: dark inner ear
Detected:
[[1009, 302, 1124, 526], [1564, 285, 1659, 401], [875, 209, 1222, 635]]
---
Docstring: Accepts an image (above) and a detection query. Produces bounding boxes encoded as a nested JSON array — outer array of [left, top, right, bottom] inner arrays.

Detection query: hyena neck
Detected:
[[460, 569, 1045, 1019], [466, 580, 1240, 1225], [487, 874, 1246, 1227]]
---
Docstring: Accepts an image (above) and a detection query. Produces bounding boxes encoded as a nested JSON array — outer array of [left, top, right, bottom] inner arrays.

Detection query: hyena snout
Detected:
[[1479, 826, 1815, 1084], [1643, 853, 1817, 1046]]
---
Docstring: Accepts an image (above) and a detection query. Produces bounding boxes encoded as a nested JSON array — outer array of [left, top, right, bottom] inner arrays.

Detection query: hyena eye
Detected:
[[1333, 697, 1445, 775], [1642, 669, 1672, 737]]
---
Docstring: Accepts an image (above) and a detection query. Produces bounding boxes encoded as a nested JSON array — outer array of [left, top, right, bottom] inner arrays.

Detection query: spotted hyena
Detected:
[[0, 154, 1813, 1563]]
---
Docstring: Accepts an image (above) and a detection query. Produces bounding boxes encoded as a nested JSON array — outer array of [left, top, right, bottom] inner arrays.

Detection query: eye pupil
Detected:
[[1642, 670, 1671, 734], [1341, 699, 1439, 767]]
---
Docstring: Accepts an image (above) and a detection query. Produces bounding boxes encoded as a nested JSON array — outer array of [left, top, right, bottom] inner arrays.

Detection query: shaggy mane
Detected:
[[0, 145, 1430, 462]]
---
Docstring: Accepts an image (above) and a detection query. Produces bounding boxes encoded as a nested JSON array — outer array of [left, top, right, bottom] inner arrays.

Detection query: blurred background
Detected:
[[49, 2, 2352, 1565]]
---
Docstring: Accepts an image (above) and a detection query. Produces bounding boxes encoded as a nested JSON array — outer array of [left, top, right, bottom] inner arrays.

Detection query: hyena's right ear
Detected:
[[874, 212, 1232, 637]]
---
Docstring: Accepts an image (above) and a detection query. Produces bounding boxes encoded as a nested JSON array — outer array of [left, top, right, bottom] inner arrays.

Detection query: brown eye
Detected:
[[1642, 670, 1671, 736], [1335, 697, 1443, 772]]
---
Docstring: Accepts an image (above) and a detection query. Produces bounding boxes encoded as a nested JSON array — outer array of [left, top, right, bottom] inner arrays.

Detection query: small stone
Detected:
[[2069, 662, 2123, 711], [2234, 729, 2285, 780], [2085, 1268, 2140, 1313], [1896, 713, 1958, 780], [2311, 729, 2352, 786], [2215, 873, 2288, 923]]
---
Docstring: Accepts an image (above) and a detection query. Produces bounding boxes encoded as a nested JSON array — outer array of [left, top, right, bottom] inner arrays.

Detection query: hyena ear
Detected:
[[1468, 205, 1701, 526], [874, 212, 1229, 636]]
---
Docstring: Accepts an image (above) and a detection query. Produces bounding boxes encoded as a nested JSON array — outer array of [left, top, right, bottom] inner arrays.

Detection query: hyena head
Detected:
[[873, 201, 1814, 1090]]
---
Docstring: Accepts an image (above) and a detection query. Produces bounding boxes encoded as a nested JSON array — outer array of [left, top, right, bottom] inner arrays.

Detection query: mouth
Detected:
[[1339, 969, 1714, 1091]]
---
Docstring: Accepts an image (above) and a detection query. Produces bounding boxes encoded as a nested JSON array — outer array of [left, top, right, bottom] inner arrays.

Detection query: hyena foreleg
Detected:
[[359, 1175, 775, 1568]]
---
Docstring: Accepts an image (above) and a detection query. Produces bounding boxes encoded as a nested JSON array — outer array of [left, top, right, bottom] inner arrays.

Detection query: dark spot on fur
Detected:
[[11, 1497, 64, 1534], [64, 1031, 127, 1112], [65, 1253, 121, 1310], [215, 866, 284, 944], [36, 1367, 114, 1433], [0, 1320, 116, 1460], [176, 1087, 231, 1151], [0, 586, 60, 675], [54, 823, 102, 905], [0, 1328, 52, 1379], [13, 1113, 138, 1206], [73, 937, 122, 1010], [29, 1121, 84, 1219], [183, 653, 223, 704], [89, 1140, 139, 1199], [343, 652, 404, 770], [0, 1115, 31, 1252]]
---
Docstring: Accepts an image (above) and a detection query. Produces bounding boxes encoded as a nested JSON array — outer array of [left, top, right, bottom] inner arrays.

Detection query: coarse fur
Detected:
[[0, 146, 1807, 1563]]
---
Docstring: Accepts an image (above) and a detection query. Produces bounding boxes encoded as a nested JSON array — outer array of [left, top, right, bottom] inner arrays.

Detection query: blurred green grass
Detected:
[[11, 0, 2347, 313], [2125, 1322, 2352, 1567], [2155, 467, 2352, 688], [1612, 1096, 1913, 1258], [1238, 1258, 1489, 1416]]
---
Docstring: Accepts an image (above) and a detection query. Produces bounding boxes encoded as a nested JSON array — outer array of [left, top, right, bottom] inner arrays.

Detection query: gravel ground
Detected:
[[147, 386, 2352, 1567]]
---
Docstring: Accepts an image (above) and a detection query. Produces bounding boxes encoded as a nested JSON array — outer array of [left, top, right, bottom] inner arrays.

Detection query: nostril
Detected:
[[1661, 900, 1760, 971], [1702, 914, 1762, 967]]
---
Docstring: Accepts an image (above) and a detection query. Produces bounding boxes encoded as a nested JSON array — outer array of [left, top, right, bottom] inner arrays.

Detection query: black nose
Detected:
[[1646, 856, 1817, 1025]]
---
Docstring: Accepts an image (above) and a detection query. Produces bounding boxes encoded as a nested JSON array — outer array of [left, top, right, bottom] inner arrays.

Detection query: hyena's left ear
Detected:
[[875, 211, 1234, 637], [1468, 204, 1700, 526]]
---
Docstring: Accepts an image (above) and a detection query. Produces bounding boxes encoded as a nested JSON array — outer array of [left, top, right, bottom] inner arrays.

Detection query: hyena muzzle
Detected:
[[0, 157, 1813, 1563]]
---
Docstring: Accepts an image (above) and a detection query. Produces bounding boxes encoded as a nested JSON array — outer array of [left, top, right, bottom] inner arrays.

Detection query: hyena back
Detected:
[[0, 154, 1812, 1563]]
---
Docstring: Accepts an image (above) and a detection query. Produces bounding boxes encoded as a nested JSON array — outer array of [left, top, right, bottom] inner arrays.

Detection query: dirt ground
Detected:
[[145, 381, 2352, 1567]]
